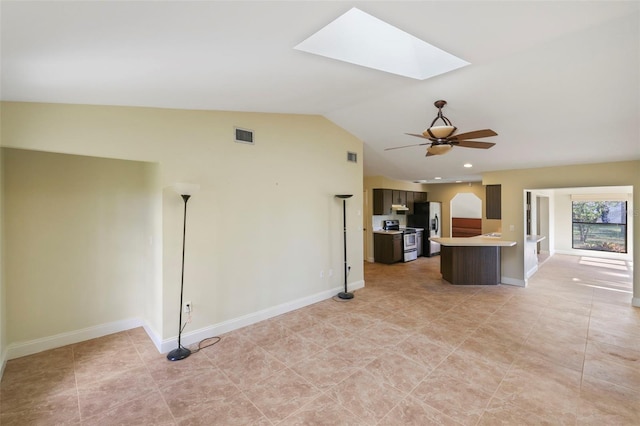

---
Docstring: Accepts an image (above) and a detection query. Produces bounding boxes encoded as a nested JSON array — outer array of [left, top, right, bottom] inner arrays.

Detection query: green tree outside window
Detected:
[[572, 201, 627, 253]]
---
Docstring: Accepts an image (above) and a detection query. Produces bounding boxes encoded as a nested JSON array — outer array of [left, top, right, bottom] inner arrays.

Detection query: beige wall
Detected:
[[2, 149, 159, 343], [0, 101, 363, 355], [483, 161, 639, 301], [0, 145, 5, 371]]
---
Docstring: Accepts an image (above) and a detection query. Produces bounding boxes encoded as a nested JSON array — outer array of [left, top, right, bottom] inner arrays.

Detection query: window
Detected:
[[572, 201, 627, 253]]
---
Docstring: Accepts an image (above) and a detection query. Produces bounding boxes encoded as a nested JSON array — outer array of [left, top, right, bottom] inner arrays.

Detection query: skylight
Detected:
[[294, 8, 469, 80]]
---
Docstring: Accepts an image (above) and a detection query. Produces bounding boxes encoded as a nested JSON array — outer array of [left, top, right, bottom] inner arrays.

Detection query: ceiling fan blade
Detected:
[[384, 142, 430, 151], [452, 140, 496, 149], [405, 132, 432, 140], [449, 129, 497, 141]]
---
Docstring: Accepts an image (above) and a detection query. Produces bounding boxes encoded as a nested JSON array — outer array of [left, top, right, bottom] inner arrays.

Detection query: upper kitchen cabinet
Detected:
[[486, 184, 502, 219], [373, 189, 428, 215], [413, 192, 428, 203], [406, 191, 414, 214], [392, 190, 407, 207], [408, 192, 428, 214], [373, 189, 393, 215]]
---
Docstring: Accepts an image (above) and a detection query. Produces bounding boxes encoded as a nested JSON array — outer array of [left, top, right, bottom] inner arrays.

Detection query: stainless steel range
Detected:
[[382, 220, 417, 262]]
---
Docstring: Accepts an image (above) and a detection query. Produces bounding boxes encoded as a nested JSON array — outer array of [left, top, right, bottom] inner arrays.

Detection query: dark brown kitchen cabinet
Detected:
[[406, 191, 415, 214], [414, 192, 428, 203], [409, 191, 427, 214], [486, 184, 502, 219], [373, 189, 393, 215], [373, 189, 428, 215], [440, 245, 501, 285], [374, 233, 403, 264], [392, 190, 406, 206]]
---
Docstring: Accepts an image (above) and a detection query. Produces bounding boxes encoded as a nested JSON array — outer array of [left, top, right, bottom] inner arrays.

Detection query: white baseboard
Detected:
[[5, 317, 144, 361], [501, 276, 526, 287], [142, 322, 163, 353], [554, 249, 632, 261], [160, 280, 366, 353], [633, 298, 640, 308], [3, 280, 368, 362], [525, 264, 539, 280], [0, 347, 8, 380]]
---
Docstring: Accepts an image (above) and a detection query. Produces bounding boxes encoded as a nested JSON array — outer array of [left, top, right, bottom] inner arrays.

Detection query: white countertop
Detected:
[[526, 235, 546, 243], [373, 230, 402, 235], [430, 236, 517, 247], [373, 227, 424, 235]]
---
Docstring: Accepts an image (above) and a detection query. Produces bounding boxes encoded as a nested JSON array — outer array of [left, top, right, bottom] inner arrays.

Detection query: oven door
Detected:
[[403, 232, 417, 250]]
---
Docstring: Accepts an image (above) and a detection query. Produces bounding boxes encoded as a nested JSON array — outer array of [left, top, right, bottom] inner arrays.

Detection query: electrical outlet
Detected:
[[184, 302, 192, 313], [328, 269, 333, 277]]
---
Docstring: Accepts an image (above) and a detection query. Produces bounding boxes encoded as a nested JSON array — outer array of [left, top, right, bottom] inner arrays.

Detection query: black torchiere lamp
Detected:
[[167, 183, 200, 362], [335, 194, 353, 300]]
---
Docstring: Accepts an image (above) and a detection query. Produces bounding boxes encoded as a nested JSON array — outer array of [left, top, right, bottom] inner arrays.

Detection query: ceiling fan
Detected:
[[385, 100, 498, 156]]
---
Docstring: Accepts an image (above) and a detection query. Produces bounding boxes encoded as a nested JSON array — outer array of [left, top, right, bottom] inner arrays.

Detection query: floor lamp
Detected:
[[335, 194, 353, 300], [167, 183, 200, 362]]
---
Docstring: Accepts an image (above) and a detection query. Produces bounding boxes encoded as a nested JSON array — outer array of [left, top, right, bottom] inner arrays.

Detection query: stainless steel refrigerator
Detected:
[[407, 202, 441, 257]]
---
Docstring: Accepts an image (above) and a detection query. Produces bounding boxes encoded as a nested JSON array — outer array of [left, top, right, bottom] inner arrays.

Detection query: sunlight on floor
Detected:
[[571, 282, 632, 293], [571, 256, 633, 293], [578, 256, 631, 271]]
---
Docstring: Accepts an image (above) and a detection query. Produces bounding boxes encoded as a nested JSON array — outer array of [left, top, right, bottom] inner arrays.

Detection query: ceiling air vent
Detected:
[[347, 151, 357, 163], [235, 127, 254, 145]]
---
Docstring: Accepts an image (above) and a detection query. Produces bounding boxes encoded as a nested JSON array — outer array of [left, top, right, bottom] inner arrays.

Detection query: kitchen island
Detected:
[[430, 235, 516, 285]]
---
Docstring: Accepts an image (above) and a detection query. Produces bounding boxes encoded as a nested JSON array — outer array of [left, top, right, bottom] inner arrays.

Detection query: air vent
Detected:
[[235, 127, 254, 144], [347, 151, 357, 163]]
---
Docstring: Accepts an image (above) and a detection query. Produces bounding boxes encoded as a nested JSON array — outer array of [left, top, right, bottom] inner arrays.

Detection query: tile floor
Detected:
[[1, 254, 638, 425]]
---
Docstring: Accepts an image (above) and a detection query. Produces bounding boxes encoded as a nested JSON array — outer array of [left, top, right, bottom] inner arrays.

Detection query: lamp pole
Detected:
[[335, 194, 353, 300], [167, 183, 199, 361]]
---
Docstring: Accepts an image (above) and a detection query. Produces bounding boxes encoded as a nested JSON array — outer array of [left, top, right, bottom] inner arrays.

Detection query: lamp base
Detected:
[[167, 346, 191, 361], [337, 291, 354, 300]]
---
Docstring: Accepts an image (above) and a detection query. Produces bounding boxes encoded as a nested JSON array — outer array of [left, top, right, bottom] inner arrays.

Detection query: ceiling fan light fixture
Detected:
[[423, 100, 457, 139], [427, 144, 453, 155], [389, 99, 497, 155], [424, 125, 455, 139]]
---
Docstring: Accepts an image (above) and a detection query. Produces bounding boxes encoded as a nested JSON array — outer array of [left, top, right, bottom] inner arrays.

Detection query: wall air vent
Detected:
[[347, 151, 357, 163], [235, 127, 254, 145]]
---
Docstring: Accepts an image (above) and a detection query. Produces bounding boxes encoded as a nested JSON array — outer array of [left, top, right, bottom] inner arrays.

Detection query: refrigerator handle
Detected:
[[434, 214, 439, 233]]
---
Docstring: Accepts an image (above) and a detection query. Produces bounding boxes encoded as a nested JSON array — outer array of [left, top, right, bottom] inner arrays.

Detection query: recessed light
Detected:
[[434, 177, 442, 180], [463, 163, 473, 168], [294, 8, 469, 80], [455, 180, 463, 183]]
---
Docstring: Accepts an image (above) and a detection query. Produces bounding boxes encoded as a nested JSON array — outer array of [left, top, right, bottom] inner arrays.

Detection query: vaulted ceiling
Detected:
[[2, 1, 638, 183]]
